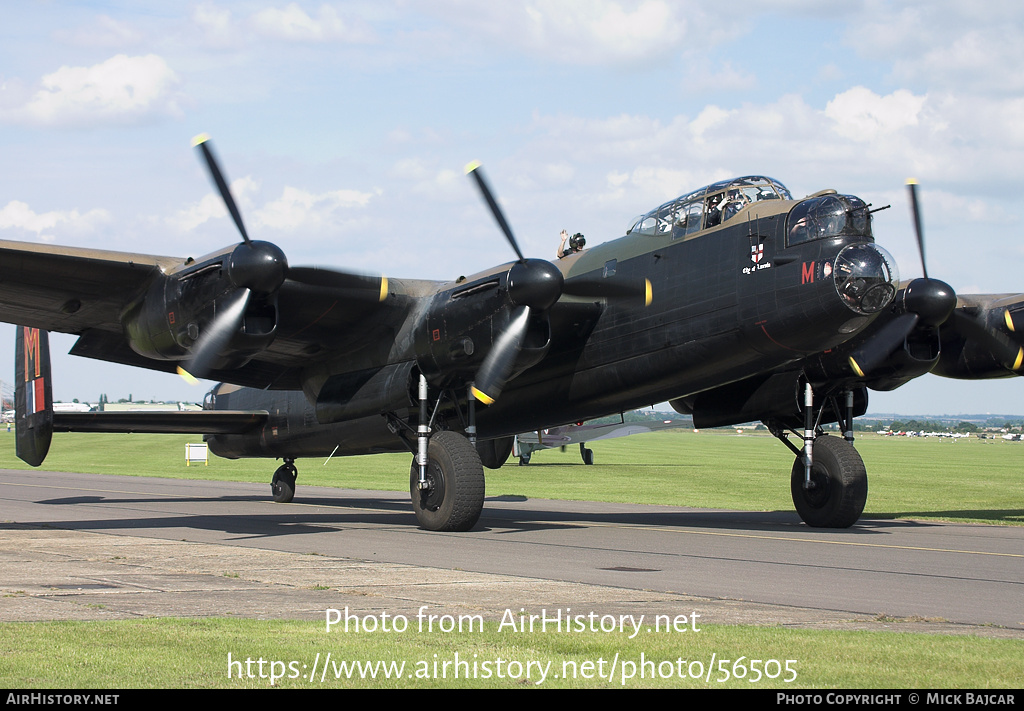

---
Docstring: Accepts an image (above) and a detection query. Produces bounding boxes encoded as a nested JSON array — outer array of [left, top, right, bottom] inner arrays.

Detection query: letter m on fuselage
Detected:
[[802, 262, 815, 284]]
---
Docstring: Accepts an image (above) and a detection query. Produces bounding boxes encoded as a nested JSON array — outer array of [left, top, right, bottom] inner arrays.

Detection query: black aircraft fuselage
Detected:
[[206, 177, 896, 461]]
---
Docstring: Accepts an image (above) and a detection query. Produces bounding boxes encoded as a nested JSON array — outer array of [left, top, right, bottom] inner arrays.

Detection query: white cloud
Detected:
[[387, 158, 466, 201], [490, 81, 1024, 241], [846, 1, 1024, 93], [250, 3, 375, 43], [689, 105, 733, 144], [422, 0, 704, 67], [2, 55, 183, 128], [192, 3, 239, 49], [523, 0, 685, 63], [254, 186, 376, 231], [169, 177, 260, 232], [621, 166, 701, 202], [388, 158, 433, 182], [682, 59, 757, 94], [417, 169, 465, 200], [0, 201, 110, 242], [825, 87, 926, 141], [540, 162, 575, 185]]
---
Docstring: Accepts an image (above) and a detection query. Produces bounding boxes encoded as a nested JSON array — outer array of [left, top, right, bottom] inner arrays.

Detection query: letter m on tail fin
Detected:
[[15, 326, 53, 466]]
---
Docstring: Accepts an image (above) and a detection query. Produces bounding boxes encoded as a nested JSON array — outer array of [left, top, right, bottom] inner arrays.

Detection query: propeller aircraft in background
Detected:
[[512, 418, 684, 466], [5, 136, 1022, 532]]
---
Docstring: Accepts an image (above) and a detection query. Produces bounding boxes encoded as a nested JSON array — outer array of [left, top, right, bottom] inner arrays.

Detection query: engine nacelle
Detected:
[[122, 264, 278, 368], [415, 270, 551, 388]]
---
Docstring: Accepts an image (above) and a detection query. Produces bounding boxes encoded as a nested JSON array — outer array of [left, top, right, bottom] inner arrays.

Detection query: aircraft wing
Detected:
[[0, 239, 181, 334], [516, 419, 682, 449], [933, 293, 1024, 379], [0, 238, 434, 390]]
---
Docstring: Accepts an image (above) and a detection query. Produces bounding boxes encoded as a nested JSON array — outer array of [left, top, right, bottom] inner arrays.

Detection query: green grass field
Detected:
[[2, 428, 1021, 524], [1, 428, 1022, 688], [2, 618, 1021, 689]]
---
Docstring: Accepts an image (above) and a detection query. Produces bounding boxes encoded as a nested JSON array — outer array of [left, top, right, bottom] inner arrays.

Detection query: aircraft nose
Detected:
[[833, 243, 899, 315]]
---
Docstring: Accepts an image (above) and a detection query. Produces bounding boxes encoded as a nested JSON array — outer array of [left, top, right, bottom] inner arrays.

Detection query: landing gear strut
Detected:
[[768, 384, 867, 528], [271, 458, 297, 503]]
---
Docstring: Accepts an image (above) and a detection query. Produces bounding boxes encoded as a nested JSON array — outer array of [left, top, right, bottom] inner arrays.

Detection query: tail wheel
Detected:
[[410, 431, 485, 531], [790, 435, 867, 528], [271, 462, 297, 503]]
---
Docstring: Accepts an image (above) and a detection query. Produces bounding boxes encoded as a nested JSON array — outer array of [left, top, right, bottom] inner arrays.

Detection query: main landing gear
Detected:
[[788, 435, 866, 528], [409, 431, 485, 531], [768, 385, 867, 528], [390, 374, 486, 531]]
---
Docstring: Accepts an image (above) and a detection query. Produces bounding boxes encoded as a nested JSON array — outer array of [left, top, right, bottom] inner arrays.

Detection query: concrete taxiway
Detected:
[[1, 469, 1021, 637]]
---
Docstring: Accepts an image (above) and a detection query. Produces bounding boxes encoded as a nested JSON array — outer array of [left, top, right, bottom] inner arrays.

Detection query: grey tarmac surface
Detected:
[[1, 468, 1021, 638]]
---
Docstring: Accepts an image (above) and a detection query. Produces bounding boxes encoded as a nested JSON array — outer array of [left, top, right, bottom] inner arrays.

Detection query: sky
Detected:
[[2, 0, 1024, 416]]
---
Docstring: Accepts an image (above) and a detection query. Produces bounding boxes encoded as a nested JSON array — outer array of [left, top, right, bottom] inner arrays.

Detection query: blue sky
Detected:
[[2, 1, 1024, 415]]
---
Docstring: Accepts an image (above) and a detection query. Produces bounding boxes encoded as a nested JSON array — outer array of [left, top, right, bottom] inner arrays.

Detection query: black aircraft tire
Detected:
[[790, 435, 867, 528], [580, 444, 594, 466], [410, 431, 485, 532], [271, 464, 297, 504]]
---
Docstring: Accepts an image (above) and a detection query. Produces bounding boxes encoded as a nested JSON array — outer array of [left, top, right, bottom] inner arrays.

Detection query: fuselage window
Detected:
[[636, 215, 659, 236], [673, 200, 703, 238]]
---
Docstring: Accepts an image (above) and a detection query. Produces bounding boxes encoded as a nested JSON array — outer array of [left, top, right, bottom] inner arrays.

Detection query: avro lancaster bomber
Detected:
[[5, 137, 1021, 531]]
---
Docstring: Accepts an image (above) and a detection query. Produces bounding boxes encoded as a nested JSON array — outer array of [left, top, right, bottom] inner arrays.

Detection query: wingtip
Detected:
[[191, 133, 211, 147]]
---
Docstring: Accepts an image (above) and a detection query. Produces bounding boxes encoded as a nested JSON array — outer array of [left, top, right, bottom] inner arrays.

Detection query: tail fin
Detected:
[[15, 326, 53, 466]]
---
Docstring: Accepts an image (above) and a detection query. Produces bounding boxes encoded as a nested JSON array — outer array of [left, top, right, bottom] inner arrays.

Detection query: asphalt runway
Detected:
[[1, 468, 1021, 636]]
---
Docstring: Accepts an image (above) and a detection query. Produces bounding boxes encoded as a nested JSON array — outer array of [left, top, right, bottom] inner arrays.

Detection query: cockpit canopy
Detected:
[[627, 176, 792, 238]]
